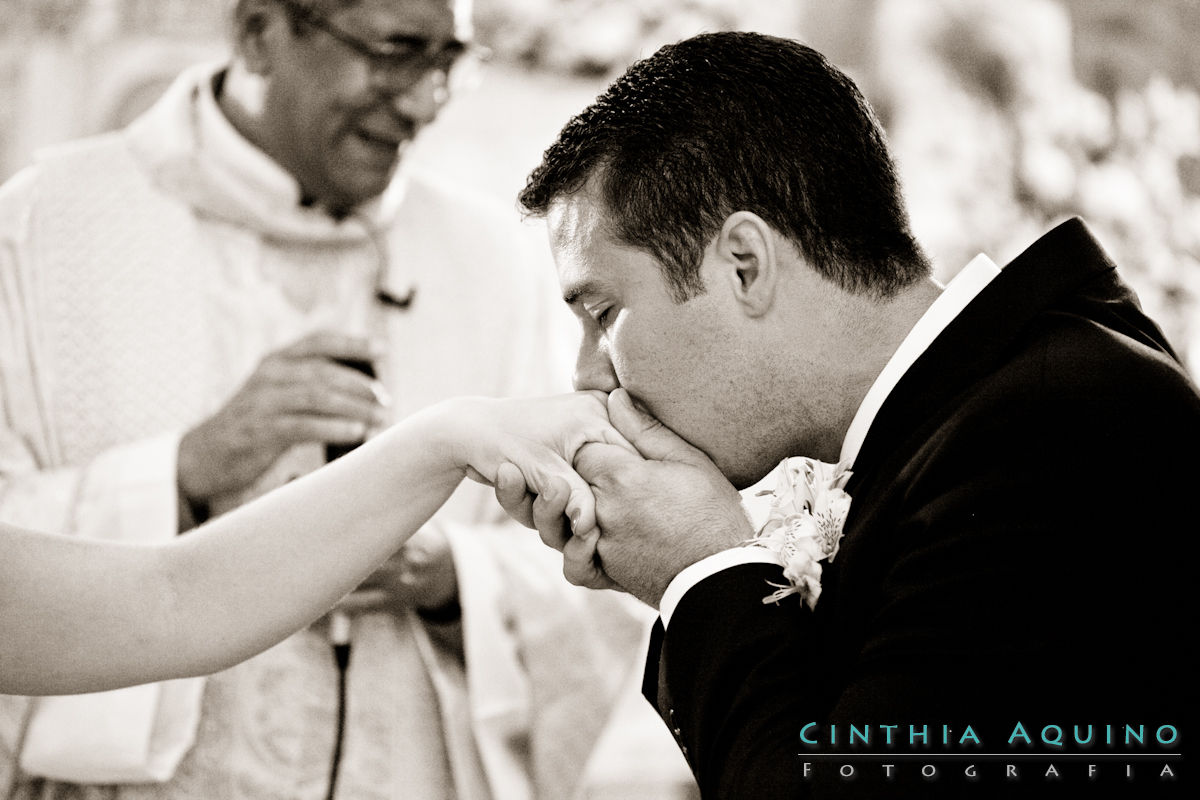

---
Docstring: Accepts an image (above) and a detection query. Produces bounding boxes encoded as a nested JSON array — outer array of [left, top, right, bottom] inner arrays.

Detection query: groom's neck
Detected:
[[818, 276, 945, 455]]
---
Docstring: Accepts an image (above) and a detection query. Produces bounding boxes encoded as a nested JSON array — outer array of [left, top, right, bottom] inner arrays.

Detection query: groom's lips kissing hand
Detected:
[[564, 390, 754, 606]]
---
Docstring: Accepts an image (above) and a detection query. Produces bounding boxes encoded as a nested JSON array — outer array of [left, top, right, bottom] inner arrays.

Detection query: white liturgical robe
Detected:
[[0, 63, 652, 800]]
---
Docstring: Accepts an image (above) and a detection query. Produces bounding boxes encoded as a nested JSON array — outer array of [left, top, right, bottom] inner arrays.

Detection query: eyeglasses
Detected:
[[277, 0, 472, 81]]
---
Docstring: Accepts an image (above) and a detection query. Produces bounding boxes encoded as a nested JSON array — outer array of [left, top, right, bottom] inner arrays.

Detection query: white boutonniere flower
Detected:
[[745, 457, 853, 609]]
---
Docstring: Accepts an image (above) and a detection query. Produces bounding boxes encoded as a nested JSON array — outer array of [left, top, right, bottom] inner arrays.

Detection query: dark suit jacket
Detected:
[[644, 218, 1198, 798]]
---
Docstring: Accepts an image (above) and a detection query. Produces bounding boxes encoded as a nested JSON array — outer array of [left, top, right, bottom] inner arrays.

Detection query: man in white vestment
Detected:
[[0, 1, 659, 798]]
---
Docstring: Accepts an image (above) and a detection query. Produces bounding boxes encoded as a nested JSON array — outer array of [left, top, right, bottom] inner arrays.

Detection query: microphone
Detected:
[[325, 357, 377, 463], [328, 611, 352, 649], [326, 611, 351, 800]]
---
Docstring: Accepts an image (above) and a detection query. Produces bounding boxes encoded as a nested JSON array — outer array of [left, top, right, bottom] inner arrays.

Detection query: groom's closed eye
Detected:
[[563, 278, 617, 317], [589, 305, 615, 330]]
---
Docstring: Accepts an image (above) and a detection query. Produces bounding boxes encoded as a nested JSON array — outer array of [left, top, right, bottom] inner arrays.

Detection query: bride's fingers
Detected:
[[531, 475, 572, 551], [517, 446, 597, 540], [494, 462, 535, 529], [562, 481, 596, 540], [464, 465, 491, 486], [589, 425, 638, 457], [561, 531, 598, 586], [571, 390, 638, 456], [562, 529, 620, 590]]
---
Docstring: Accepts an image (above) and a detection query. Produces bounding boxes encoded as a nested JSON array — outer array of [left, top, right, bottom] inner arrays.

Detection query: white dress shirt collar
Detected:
[[125, 62, 408, 242], [838, 253, 1001, 467], [659, 253, 1002, 627]]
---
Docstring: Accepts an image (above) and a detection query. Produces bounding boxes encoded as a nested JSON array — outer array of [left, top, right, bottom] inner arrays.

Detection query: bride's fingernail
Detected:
[[569, 510, 580, 532]]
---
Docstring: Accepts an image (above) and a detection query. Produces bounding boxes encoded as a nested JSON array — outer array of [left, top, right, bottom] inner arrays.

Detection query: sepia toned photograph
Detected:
[[1, 1, 1195, 798]]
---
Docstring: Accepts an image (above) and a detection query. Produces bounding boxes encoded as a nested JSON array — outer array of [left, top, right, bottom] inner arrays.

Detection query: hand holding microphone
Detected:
[[178, 332, 390, 514]]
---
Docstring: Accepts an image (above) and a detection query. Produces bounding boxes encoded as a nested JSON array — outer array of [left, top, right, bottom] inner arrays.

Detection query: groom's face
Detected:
[[548, 189, 780, 487]]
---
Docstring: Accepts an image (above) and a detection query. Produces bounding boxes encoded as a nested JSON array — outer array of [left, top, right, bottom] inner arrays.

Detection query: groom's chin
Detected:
[[715, 445, 801, 490], [730, 471, 772, 491], [719, 457, 778, 491], [673, 424, 781, 489]]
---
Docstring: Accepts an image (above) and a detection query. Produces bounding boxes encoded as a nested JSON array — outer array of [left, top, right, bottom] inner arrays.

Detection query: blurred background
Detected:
[[1, 2, 1195, 797], [2, 0, 1198, 372]]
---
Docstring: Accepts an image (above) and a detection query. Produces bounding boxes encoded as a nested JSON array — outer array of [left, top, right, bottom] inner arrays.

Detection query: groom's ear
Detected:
[[715, 211, 778, 318]]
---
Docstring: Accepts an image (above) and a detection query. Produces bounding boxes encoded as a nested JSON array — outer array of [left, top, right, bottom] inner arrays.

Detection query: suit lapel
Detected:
[[809, 217, 1130, 679], [642, 619, 666, 711], [849, 216, 1149, 490], [823, 216, 1180, 625]]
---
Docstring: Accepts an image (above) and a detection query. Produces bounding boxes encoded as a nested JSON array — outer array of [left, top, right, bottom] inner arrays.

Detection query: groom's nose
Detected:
[[572, 342, 619, 393]]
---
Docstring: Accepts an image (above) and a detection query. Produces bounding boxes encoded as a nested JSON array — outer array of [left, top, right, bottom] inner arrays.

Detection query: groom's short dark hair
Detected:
[[519, 32, 930, 301]]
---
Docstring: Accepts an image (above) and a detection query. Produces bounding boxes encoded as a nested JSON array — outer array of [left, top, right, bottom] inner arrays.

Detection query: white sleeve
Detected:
[[0, 164, 201, 786], [0, 166, 185, 544]]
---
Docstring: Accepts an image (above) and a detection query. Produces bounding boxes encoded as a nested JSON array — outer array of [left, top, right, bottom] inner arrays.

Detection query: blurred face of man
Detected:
[[260, 0, 470, 212], [549, 189, 798, 488]]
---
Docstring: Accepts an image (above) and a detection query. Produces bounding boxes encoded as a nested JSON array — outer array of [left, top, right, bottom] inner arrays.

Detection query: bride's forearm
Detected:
[[0, 404, 469, 695], [165, 407, 469, 661]]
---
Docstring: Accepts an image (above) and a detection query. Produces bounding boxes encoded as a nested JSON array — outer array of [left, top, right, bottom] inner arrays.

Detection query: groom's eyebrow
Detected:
[[562, 280, 604, 305]]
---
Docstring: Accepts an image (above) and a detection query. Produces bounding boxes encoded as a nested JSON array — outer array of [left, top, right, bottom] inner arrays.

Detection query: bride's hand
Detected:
[[432, 392, 633, 537]]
